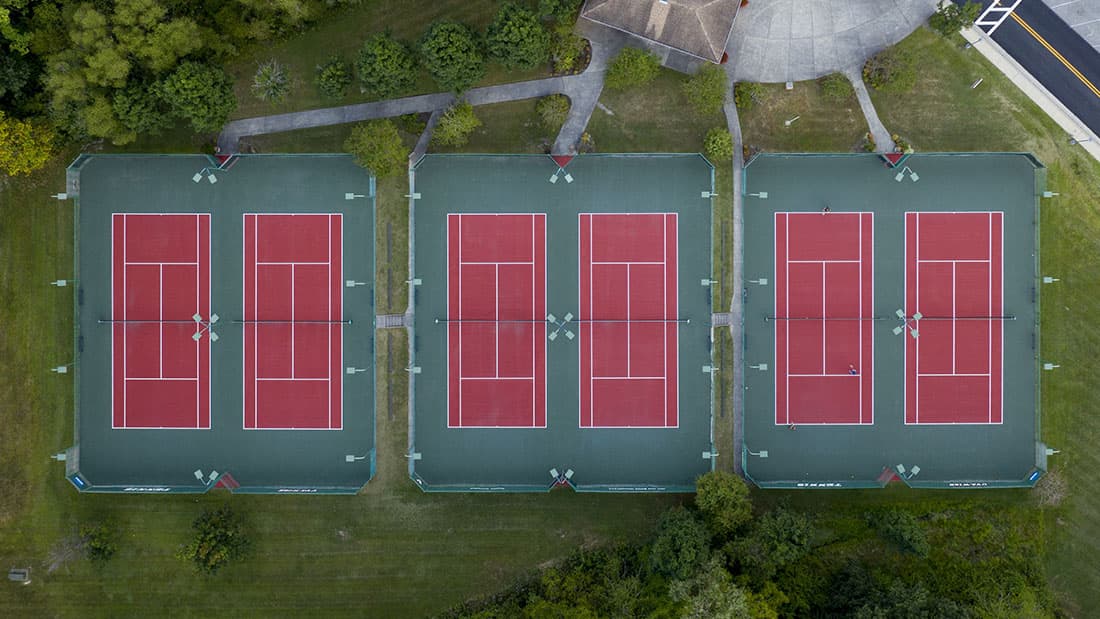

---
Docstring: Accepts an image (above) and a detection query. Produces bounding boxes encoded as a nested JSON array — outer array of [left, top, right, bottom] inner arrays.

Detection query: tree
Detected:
[[0, 110, 54, 176], [605, 47, 660, 90], [694, 471, 750, 537], [431, 101, 482, 147], [819, 72, 853, 102], [316, 55, 351, 99], [251, 58, 290, 103], [726, 507, 812, 581], [0, 50, 39, 113], [929, 1, 981, 37], [156, 61, 237, 132], [862, 45, 916, 93], [80, 521, 118, 565], [485, 3, 550, 70], [344, 119, 408, 178], [669, 558, 751, 619], [682, 64, 727, 115], [176, 505, 251, 575], [420, 21, 484, 93], [703, 128, 733, 163], [535, 94, 570, 131], [356, 32, 417, 99], [648, 506, 710, 581]]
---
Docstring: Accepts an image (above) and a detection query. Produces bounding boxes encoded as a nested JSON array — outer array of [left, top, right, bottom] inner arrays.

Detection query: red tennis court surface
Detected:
[[905, 212, 1003, 424], [447, 214, 547, 427], [112, 214, 210, 429], [580, 213, 679, 428], [243, 214, 343, 430], [775, 212, 873, 425]]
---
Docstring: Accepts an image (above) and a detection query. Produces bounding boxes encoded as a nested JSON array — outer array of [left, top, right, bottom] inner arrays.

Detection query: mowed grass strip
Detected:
[[738, 79, 868, 152], [228, 0, 550, 119]]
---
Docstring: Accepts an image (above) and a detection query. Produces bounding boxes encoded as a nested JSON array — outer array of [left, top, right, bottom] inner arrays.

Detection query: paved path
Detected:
[[552, 20, 627, 154], [722, 68, 746, 476], [846, 67, 898, 153], [726, 0, 939, 82]]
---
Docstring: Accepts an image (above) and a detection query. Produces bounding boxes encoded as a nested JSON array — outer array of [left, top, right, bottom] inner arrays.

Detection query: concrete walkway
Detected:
[[219, 24, 622, 155], [726, 0, 939, 82], [846, 67, 898, 153], [722, 84, 746, 477]]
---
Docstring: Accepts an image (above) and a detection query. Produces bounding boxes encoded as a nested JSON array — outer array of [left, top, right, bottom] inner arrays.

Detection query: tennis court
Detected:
[[112, 214, 211, 429], [411, 154, 716, 492], [66, 155, 376, 494], [774, 212, 873, 426], [741, 154, 1046, 489]]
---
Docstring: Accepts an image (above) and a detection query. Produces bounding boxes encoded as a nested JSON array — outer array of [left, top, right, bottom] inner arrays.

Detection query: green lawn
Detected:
[[227, 0, 550, 120], [587, 69, 726, 152], [431, 99, 559, 154], [738, 79, 869, 152]]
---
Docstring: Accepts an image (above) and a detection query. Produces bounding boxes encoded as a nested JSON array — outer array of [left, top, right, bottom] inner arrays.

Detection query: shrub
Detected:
[[316, 55, 352, 99], [356, 32, 417, 99], [605, 47, 660, 90], [177, 505, 251, 575], [694, 470, 749, 536], [862, 45, 916, 93], [420, 21, 485, 93], [485, 3, 550, 70], [550, 26, 587, 74], [820, 72, 853, 102], [80, 522, 117, 564], [431, 101, 482, 147], [112, 83, 174, 136], [682, 64, 727, 115], [396, 112, 427, 135], [344, 119, 409, 178], [869, 510, 929, 557], [648, 506, 711, 581], [733, 81, 763, 111], [251, 58, 290, 103], [929, 1, 982, 36], [535, 94, 570, 131]]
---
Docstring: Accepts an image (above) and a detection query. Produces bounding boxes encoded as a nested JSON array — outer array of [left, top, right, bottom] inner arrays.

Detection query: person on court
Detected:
[[848, 364, 858, 376]]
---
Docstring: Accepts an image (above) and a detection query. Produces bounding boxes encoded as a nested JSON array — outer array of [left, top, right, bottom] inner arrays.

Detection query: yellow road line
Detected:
[[1010, 12, 1100, 98]]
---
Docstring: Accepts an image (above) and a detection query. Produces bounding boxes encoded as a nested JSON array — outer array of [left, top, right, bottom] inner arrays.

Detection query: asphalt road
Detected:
[[980, 0, 1100, 138]]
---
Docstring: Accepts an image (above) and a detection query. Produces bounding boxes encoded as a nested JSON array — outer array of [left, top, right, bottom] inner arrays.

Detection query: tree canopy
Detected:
[[356, 32, 417, 99], [605, 47, 660, 90], [155, 61, 237, 133], [485, 3, 550, 70], [344, 119, 408, 178], [0, 110, 53, 175], [420, 21, 484, 93]]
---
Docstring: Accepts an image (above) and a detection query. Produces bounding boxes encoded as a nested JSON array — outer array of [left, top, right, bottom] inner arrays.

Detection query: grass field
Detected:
[[737, 78, 868, 152], [227, 0, 549, 120]]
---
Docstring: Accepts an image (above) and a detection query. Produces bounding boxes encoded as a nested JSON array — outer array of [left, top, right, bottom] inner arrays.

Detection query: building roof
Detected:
[[581, 0, 738, 63]]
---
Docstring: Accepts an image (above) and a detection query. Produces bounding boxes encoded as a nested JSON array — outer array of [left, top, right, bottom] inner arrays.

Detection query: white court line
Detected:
[[125, 261, 198, 265], [592, 260, 665, 265], [788, 259, 859, 264], [461, 376, 534, 381], [257, 261, 330, 265], [461, 260, 533, 265], [593, 376, 670, 380], [919, 373, 990, 377], [918, 259, 990, 263], [126, 377, 199, 381]]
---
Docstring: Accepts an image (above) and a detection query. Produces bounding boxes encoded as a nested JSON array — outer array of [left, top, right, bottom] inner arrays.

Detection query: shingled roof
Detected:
[[581, 0, 739, 63]]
